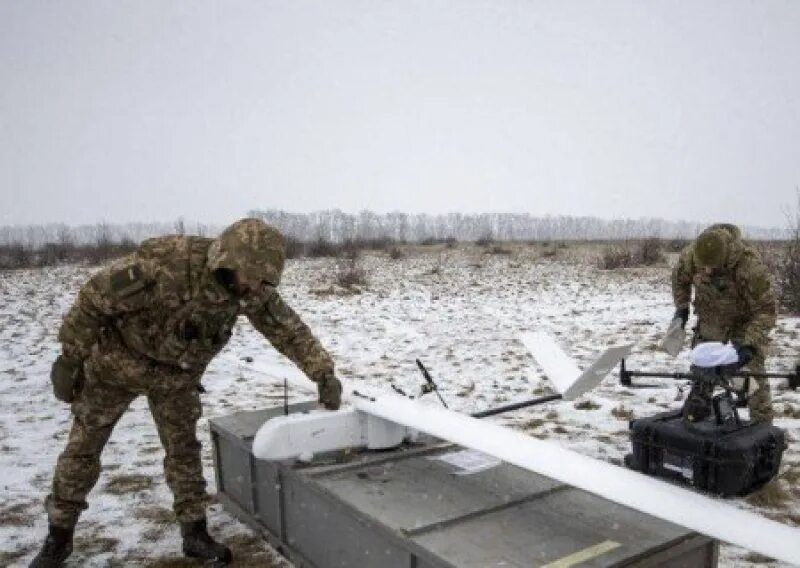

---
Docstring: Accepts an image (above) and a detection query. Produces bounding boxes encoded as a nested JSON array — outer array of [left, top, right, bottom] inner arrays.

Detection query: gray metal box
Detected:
[[210, 403, 718, 568]]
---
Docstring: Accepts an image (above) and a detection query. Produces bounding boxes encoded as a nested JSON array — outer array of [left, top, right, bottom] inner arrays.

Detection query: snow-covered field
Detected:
[[2, 244, 799, 567]]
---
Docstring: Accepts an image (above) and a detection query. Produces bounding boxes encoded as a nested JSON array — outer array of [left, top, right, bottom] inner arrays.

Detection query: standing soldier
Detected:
[[670, 223, 777, 424], [31, 218, 342, 567]]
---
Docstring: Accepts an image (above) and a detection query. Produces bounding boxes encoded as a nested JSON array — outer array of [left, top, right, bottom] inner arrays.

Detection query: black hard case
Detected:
[[627, 410, 785, 496]]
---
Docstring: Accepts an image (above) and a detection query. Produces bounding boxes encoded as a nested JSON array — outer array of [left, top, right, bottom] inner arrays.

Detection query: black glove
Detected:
[[50, 354, 85, 403], [674, 307, 690, 329], [317, 375, 342, 411], [736, 345, 755, 369]]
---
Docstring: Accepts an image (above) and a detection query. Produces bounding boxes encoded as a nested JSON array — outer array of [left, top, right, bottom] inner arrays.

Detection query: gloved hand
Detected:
[[660, 308, 689, 357], [717, 346, 755, 383], [674, 307, 690, 329], [736, 345, 755, 369], [50, 354, 85, 403], [317, 374, 342, 410]]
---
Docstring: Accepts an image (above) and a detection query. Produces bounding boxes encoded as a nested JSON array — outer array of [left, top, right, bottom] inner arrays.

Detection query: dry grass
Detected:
[[73, 534, 120, 555], [144, 559, 199, 567], [104, 473, 156, 494], [224, 533, 289, 567], [455, 380, 476, 397], [573, 399, 601, 410], [334, 257, 368, 291], [743, 552, 776, 564], [594, 434, 615, 444], [486, 245, 513, 256], [611, 403, 636, 421], [136, 505, 175, 524], [778, 465, 800, 485], [387, 246, 406, 260], [745, 480, 793, 508], [521, 418, 545, 431], [425, 252, 448, 276], [597, 238, 666, 270], [0, 547, 33, 565], [0, 502, 37, 527], [764, 239, 800, 315], [598, 244, 634, 270], [782, 403, 800, 419], [141, 526, 167, 543]]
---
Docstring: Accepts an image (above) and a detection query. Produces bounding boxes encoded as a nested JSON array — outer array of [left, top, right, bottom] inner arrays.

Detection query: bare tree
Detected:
[[174, 217, 186, 235]]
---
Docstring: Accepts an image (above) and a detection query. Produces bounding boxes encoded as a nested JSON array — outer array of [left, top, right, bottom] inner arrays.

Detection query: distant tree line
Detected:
[[248, 209, 785, 242], [4, 209, 800, 315], [0, 211, 786, 271], [0, 219, 216, 248], [0, 211, 785, 249], [0, 219, 215, 270]]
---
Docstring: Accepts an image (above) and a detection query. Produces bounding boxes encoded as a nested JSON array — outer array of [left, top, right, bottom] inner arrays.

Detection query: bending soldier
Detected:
[[671, 223, 777, 424], [31, 218, 342, 567]]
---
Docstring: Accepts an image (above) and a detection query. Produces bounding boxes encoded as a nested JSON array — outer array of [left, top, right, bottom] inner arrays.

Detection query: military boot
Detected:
[[181, 519, 232, 564], [29, 524, 74, 567]]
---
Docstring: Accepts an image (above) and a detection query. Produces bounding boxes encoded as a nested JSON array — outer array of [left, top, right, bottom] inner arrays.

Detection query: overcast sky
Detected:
[[1, 1, 798, 228]]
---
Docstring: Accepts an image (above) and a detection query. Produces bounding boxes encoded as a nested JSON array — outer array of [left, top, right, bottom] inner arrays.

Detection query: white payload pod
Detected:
[[252, 407, 416, 461]]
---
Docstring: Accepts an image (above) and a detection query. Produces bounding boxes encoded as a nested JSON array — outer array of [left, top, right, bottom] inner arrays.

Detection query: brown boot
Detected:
[[181, 519, 232, 564], [29, 524, 74, 567]]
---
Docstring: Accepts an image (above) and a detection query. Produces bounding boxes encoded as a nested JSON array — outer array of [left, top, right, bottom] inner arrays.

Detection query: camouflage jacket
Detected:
[[672, 227, 776, 354], [58, 236, 334, 381]]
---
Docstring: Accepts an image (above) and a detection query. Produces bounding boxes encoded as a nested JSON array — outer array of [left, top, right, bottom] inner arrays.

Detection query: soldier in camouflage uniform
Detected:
[[671, 223, 777, 424], [31, 218, 342, 567]]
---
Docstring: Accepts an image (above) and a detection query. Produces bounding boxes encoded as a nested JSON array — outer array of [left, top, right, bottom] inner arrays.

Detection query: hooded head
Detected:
[[693, 223, 741, 268], [207, 218, 286, 295], [705, 223, 742, 241]]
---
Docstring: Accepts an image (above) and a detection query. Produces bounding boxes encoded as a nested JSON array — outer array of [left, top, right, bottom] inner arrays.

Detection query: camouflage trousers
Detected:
[[46, 344, 208, 528], [743, 358, 773, 424]]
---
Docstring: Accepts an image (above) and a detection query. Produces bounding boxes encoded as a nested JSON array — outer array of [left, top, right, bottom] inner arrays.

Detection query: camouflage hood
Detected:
[[693, 223, 745, 269], [207, 218, 287, 287]]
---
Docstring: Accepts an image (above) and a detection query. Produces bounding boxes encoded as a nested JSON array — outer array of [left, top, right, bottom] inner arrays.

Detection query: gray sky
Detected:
[[1, 1, 798, 228]]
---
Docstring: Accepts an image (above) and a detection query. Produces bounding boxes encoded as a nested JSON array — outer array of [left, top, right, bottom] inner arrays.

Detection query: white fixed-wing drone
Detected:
[[250, 332, 800, 566]]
